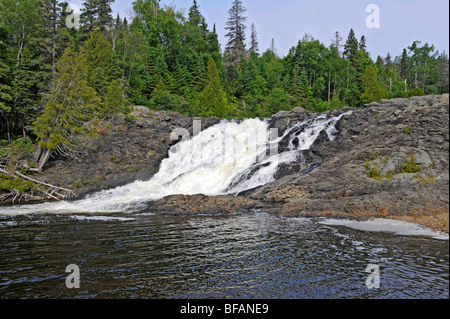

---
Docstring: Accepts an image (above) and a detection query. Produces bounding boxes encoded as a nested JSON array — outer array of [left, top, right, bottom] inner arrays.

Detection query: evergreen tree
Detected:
[[198, 57, 228, 117], [331, 31, 342, 57], [361, 65, 388, 103], [207, 23, 222, 68], [83, 28, 113, 98], [290, 66, 312, 109], [270, 38, 277, 56], [188, 0, 206, 30], [33, 47, 101, 170], [359, 35, 367, 52], [0, 25, 13, 141], [224, 0, 247, 69], [343, 29, 359, 63], [80, 0, 114, 41], [384, 52, 393, 69], [437, 51, 449, 93], [399, 48, 409, 79], [102, 79, 126, 116], [250, 23, 259, 54]]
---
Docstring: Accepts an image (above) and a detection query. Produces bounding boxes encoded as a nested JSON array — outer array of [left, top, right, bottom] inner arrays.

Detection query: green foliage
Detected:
[[407, 87, 425, 97], [0, 0, 449, 145], [102, 79, 126, 116], [198, 57, 228, 117], [0, 173, 37, 193], [366, 165, 395, 180], [0, 136, 34, 160], [367, 165, 382, 179], [404, 125, 412, 135], [362, 65, 389, 103], [402, 154, 422, 174], [33, 47, 101, 154]]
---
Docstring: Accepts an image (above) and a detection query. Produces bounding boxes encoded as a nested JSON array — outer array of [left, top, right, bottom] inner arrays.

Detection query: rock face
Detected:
[[2, 95, 449, 232], [146, 194, 257, 216], [249, 94, 449, 232], [39, 109, 221, 197]]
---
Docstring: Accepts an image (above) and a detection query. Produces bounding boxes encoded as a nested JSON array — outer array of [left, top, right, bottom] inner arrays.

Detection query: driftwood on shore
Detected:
[[0, 159, 76, 203]]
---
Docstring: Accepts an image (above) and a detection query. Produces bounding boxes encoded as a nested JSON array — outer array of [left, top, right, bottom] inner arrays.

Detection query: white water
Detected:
[[319, 218, 449, 240], [0, 112, 350, 215]]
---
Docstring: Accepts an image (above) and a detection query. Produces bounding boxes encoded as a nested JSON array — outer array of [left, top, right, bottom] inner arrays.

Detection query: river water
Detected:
[[0, 211, 448, 299], [1, 113, 448, 299]]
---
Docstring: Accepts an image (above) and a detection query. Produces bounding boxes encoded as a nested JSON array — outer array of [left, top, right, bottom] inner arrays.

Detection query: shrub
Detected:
[[402, 154, 422, 174], [406, 87, 425, 98]]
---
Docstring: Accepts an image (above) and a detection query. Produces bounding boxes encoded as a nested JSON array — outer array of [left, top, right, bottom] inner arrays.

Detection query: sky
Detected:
[[69, 0, 450, 60]]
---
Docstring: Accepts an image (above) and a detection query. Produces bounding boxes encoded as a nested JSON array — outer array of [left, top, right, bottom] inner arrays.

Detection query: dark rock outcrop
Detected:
[[2, 95, 448, 232], [38, 110, 220, 198], [247, 94, 449, 232], [146, 194, 257, 216]]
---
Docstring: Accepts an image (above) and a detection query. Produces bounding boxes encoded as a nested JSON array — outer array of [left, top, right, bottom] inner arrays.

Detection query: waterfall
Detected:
[[0, 111, 351, 215]]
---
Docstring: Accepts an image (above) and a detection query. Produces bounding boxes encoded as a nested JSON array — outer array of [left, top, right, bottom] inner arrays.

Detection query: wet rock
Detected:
[[246, 94, 449, 233], [147, 194, 257, 216], [6, 95, 448, 233]]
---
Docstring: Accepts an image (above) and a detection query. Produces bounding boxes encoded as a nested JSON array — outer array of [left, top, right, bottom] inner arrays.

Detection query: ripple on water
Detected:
[[0, 212, 448, 299]]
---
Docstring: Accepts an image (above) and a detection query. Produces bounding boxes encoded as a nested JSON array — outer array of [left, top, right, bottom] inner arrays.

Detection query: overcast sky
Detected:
[[70, 0, 450, 60]]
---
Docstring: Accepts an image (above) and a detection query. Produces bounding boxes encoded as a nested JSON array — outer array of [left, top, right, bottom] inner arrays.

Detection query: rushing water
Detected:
[[0, 113, 350, 216], [0, 212, 448, 299], [0, 111, 448, 299]]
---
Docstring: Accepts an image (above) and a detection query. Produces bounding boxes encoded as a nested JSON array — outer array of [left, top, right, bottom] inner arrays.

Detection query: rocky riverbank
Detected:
[[1, 95, 449, 233]]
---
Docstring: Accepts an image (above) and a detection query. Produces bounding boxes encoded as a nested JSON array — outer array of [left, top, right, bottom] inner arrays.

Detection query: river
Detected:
[[0, 211, 448, 299]]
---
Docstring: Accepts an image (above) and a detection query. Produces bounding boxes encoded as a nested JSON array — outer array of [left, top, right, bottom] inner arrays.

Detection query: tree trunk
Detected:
[[37, 148, 52, 171], [414, 69, 418, 88], [34, 145, 43, 163], [327, 66, 331, 103], [6, 119, 11, 143]]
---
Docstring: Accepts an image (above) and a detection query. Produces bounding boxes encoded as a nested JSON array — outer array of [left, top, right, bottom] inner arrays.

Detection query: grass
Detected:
[[401, 154, 422, 174], [365, 153, 423, 180], [403, 125, 412, 135]]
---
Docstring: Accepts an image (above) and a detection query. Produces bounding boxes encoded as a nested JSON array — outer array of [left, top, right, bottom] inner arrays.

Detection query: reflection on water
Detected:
[[0, 212, 448, 299]]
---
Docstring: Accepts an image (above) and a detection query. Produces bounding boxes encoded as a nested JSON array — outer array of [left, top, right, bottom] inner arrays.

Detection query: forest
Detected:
[[0, 0, 449, 168]]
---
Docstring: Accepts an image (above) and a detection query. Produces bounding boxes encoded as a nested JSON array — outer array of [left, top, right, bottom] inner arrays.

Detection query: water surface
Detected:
[[0, 212, 448, 299]]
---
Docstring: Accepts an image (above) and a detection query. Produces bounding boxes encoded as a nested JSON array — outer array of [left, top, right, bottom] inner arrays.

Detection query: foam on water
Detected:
[[319, 218, 449, 240], [0, 112, 350, 216]]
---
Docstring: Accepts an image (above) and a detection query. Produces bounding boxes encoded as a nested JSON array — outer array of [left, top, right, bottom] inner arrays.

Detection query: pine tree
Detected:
[[36, 0, 60, 78], [33, 47, 101, 170], [399, 48, 409, 83], [359, 35, 367, 52], [343, 29, 359, 63], [98, 0, 114, 30], [0, 25, 13, 141], [83, 28, 113, 97], [207, 23, 222, 68], [331, 31, 342, 57], [198, 57, 227, 117], [270, 38, 277, 56], [361, 65, 389, 103], [80, 0, 114, 41], [250, 23, 259, 54], [384, 52, 393, 69], [290, 66, 312, 109], [188, 0, 206, 30], [438, 51, 449, 93], [224, 0, 247, 69], [102, 79, 126, 116]]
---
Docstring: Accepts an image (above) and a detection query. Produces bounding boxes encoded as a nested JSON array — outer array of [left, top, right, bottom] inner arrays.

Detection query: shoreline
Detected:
[[1, 95, 448, 235]]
